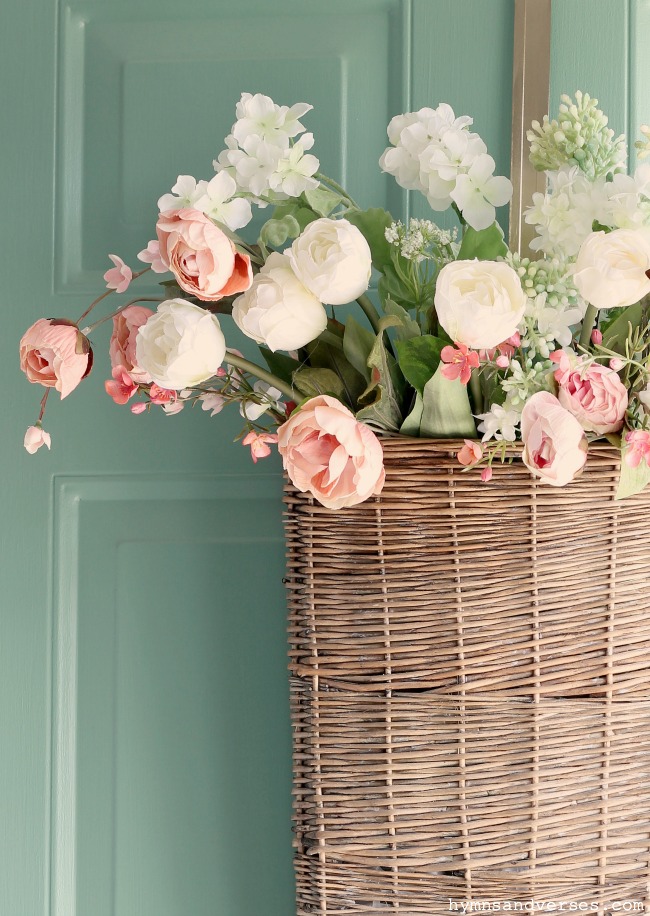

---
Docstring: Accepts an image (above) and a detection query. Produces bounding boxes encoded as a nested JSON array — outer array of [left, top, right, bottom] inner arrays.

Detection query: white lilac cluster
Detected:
[[384, 218, 458, 263], [505, 253, 586, 357], [527, 91, 626, 180], [379, 103, 512, 231], [524, 163, 650, 258], [213, 92, 319, 206]]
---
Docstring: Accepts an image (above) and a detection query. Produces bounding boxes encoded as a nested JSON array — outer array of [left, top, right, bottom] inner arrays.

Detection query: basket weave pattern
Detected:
[[284, 439, 650, 914]]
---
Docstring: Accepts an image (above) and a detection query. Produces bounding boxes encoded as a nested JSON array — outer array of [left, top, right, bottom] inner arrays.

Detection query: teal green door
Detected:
[[4, 1, 641, 914]]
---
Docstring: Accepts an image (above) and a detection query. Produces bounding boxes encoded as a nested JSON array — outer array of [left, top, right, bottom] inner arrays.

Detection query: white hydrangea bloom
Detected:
[[476, 399, 521, 442], [157, 175, 206, 212], [233, 93, 312, 147], [524, 166, 605, 258], [157, 172, 252, 231], [450, 153, 513, 231], [268, 133, 319, 197], [602, 164, 650, 230]]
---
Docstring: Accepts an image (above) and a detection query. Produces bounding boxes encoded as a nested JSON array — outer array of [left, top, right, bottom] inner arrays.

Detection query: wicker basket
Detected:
[[284, 438, 650, 915]]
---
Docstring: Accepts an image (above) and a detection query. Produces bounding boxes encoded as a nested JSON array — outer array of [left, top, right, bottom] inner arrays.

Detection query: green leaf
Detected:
[[383, 299, 421, 341], [259, 347, 303, 386], [304, 187, 344, 217], [346, 208, 394, 272], [395, 335, 446, 396], [259, 214, 301, 249], [271, 201, 319, 232], [377, 264, 419, 311], [305, 339, 367, 407], [616, 446, 650, 500], [292, 367, 345, 399], [343, 316, 375, 381], [601, 302, 645, 354], [356, 333, 403, 432], [458, 222, 508, 261], [420, 366, 476, 438], [400, 392, 423, 436]]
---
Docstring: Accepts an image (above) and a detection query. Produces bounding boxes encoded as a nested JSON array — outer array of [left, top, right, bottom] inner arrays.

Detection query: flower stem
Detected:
[[315, 172, 360, 210], [37, 389, 50, 424], [356, 294, 382, 335], [469, 370, 484, 416], [225, 351, 295, 400], [578, 304, 598, 351], [76, 267, 151, 324], [81, 297, 162, 335]]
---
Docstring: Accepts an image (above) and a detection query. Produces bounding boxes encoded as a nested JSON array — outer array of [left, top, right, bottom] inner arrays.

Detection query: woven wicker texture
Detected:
[[284, 438, 650, 914]]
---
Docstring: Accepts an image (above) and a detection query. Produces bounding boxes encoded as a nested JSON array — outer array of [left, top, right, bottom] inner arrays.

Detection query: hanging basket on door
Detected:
[[285, 438, 650, 915]]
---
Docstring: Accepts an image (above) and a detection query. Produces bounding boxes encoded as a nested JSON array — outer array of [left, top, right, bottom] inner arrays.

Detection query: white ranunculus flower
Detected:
[[288, 218, 372, 305], [135, 299, 226, 389], [573, 228, 650, 310], [435, 259, 527, 349], [232, 252, 327, 352]]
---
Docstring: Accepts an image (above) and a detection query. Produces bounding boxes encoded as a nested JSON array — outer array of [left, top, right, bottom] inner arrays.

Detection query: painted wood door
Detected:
[[1, 1, 520, 913]]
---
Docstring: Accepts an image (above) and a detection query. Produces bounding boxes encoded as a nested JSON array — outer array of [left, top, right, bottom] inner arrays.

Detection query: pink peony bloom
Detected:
[[137, 239, 168, 274], [109, 305, 153, 383], [457, 439, 483, 466], [521, 391, 588, 486], [624, 429, 650, 468], [104, 366, 138, 405], [156, 208, 253, 302], [551, 350, 627, 435], [24, 425, 51, 454], [148, 384, 177, 405], [20, 318, 92, 399], [277, 394, 385, 509], [103, 254, 133, 293], [242, 431, 278, 463], [441, 343, 480, 385]]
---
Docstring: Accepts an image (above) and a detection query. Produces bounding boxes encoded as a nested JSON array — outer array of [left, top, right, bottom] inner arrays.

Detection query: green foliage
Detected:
[[419, 367, 476, 438], [616, 447, 650, 500], [400, 392, 423, 435], [395, 335, 445, 396], [303, 187, 344, 217], [457, 222, 508, 261], [601, 302, 645, 354], [383, 299, 421, 341], [259, 347, 303, 386], [356, 331, 404, 431], [342, 317, 375, 381], [378, 264, 419, 311], [305, 339, 367, 407], [346, 208, 394, 272], [258, 214, 301, 249], [292, 367, 345, 399]]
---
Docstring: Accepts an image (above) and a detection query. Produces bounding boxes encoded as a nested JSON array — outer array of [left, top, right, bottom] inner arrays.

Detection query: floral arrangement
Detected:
[[19, 91, 650, 506]]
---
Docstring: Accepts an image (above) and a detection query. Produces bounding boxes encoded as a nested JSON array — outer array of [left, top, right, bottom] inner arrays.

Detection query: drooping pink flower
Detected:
[[624, 429, 650, 468], [24, 425, 51, 454], [131, 402, 147, 415], [156, 208, 253, 302], [162, 400, 185, 416], [551, 349, 627, 435], [277, 395, 385, 509], [481, 466, 493, 482], [200, 392, 226, 417], [137, 240, 168, 274], [104, 366, 138, 405], [148, 384, 177, 405], [457, 440, 483, 466], [20, 318, 92, 399], [109, 304, 154, 382], [521, 391, 588, 486], [103, 255, 133, 293], [441, 343, 480, 385], [243, 430, 278, 463]]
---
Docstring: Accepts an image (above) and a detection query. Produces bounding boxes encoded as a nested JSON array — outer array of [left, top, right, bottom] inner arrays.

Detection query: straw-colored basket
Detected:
[[284, 438, 650, 915]]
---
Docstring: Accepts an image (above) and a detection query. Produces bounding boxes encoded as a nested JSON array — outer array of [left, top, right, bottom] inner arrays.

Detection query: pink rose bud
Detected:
[[20, 318, 92, 399], [24, 425, 51, 454], [130, 402, 147, 415], [609, 358, 624, 372], [591, 329, 603, 346], [481, 466, 493, 482], [495, 355, 510, 369]]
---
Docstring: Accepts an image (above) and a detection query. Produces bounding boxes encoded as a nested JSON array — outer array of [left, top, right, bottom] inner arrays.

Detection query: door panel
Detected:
[[1, 1, 516, 913]]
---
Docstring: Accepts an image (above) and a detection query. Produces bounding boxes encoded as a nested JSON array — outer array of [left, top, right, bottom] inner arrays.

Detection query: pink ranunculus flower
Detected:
[[20, 318, 92, 399], [624, 429, 650, 468], [521, 391, 588, 487], [457, 439, 483, 466], [109, 305, 154, 383], [551, 350, 628, 436], [104, 366, 138, 405], [103, 254, 132, 293], [156, 208, 253, 302], [277, 395, 385, 509], [24, 425, 51, 454]]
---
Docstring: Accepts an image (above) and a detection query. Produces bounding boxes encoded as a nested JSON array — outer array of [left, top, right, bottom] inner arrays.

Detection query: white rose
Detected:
[[232, 252, 327, 352], [434, 259, 527, 349], [288, 217, 372, 305], [135, 299, 226, 389], [573, 228, 650, 310]]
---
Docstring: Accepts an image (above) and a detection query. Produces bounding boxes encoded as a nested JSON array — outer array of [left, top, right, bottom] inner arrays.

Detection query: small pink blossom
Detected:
[[242, 431, 278, 463], [481, 466, 493, 482], [610, 358, 624, 372], [624, 429, 650, 468], [163, 400, 185, 416], [441, 343, 480, 385], [131, 402, 147, 415], [457, 439, 483, 466], [103, 255, 133, 293], [137, 240, 167, 274], [495, 354, 510, 369], [24, 425, 51, 454], [200, 392, 225, 417], [479, 333, 520, 364], [149, 384, 177, 405], [105, 366, 138, 405], [591, 329, 603, 346]]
